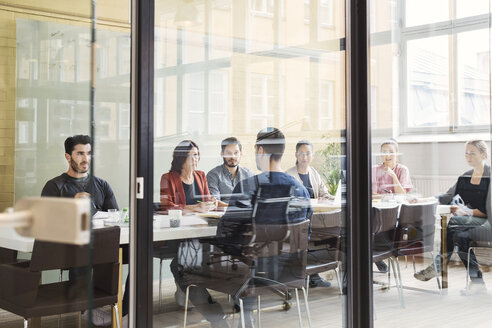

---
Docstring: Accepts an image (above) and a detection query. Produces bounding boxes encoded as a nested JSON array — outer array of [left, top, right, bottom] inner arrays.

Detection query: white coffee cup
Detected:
[[168, 209, 182, 228]]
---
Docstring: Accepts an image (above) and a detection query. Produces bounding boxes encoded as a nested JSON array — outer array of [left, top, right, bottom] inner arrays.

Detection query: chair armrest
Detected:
[[0, 262, 41, 307]]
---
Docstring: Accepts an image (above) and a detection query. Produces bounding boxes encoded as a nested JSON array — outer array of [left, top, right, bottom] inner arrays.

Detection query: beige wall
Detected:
[[0, 9, 16, 211]]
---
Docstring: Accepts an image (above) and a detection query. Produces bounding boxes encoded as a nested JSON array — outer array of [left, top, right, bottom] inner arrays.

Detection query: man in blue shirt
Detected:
[[206, 137, 254, 204], [217, 128, 311, 236], [174, 127, 311, 328]]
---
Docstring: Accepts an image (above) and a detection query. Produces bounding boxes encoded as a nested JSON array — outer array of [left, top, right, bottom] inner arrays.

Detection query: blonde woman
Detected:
[[415, 140, 490, 294]]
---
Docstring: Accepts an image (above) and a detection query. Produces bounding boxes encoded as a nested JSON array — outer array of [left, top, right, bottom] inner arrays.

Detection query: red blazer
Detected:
[[160, 170, 211, 210]]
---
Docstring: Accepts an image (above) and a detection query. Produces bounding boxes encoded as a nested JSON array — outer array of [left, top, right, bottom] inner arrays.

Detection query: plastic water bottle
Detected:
[[122, 208, 129, 223]]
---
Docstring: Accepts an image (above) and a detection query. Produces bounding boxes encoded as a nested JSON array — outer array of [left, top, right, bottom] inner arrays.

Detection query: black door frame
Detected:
[[130, 0, 154, 327], [346, 1, 373, 328]]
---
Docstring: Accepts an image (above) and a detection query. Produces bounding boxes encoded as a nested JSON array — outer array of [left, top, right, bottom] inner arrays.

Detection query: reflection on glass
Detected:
[[456, 0, 490, 19], [0, 0, 131, 326], [406, 36, 449, 128], [371, 0, 492, 327], [405, 0, 449, 27], [154, 0, 346, 327], [457, 29, 491, 126]]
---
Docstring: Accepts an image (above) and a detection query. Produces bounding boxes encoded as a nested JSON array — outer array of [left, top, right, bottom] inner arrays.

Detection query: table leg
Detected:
[[112, 248, 123, 328], [441, 214, 448, 289]]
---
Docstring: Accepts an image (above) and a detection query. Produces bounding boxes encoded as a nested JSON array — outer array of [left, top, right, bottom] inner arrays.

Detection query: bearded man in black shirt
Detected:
[[41, 135, 122, 327], [41, 135, 118, 212]]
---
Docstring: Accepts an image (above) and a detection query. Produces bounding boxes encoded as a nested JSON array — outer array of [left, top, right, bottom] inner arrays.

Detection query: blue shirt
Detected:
[[217, 172, 312, 240], [206, 164, 254, 203]]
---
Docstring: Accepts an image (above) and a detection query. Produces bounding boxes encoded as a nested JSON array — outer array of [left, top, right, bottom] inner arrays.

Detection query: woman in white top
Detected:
[[286, 140, 333, 200], [286, 140, 334, 288]]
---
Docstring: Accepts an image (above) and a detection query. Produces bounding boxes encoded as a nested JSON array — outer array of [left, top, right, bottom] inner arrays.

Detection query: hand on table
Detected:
[[450, 205, 473, 216], [318, 196, 334, 202], [74, 192, 91, 199]]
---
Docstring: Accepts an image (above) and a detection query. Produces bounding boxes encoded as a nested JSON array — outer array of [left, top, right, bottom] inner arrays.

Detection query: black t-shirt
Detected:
[[456, 175, 490, 215], [298, 173, 315, 199], [41, 173, 119, 212], [182, 180, 201, 205]]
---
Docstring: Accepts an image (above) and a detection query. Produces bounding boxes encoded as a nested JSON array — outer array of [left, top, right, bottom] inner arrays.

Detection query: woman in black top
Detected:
[[415, 140, 491, 291]]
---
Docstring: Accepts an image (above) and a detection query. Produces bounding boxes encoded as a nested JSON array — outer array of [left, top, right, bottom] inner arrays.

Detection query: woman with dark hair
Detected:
[[414, 140, 491, 294], [285, 140, 332, 200], [160, 140, 223, 213], [286, 140, 333, 288]]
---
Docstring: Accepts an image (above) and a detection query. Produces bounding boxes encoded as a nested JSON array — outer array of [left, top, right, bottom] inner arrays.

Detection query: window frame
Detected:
[[397, 7, 490, 135]]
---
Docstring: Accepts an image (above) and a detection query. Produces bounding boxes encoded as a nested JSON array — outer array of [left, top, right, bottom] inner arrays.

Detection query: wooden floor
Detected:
[[2, 259, 492, 327]]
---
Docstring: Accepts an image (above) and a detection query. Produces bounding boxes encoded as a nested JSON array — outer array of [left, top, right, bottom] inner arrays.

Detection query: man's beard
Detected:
[[71, 160, 89, 174], [223, 158, 238, 168]]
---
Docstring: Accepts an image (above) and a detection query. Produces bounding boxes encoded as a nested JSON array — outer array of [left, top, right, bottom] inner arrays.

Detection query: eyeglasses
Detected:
[[296, 152, 312, 157]]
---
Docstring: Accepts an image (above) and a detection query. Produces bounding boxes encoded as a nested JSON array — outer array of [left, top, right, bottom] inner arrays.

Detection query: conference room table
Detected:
[[0, 215, 218, 328], [0, 199, 451, 326]]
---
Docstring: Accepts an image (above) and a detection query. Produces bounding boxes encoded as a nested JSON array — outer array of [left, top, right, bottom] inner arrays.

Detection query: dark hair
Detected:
[[296, 140, 313, 152], [295, 140, 313, 165], [64, 135, 91, 154], [170, 140, 200, 174], [221, 137, 242, 152], [255, 127, 285, 161]]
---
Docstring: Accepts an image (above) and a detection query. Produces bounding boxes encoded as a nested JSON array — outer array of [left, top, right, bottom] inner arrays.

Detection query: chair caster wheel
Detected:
[[282, 301, 291, 311]]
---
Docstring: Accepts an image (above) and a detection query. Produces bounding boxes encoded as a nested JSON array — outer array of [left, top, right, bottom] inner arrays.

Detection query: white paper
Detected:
[[92, 211, 109, 220]]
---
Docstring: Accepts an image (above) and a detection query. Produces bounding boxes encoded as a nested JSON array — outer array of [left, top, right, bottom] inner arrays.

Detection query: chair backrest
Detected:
[[372, 205, 399, 235], [396, 202, 437, 253], [372, 205, 399, 254], [310, 210, 343, 242], [251, 220, 310, 285], [30, 227, 120, 272], [251, 184, 294, 227]]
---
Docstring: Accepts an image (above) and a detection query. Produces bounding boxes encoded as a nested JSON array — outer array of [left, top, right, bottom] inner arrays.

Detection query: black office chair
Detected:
[[394, 202, 440, 295], [0, 247, 19, 265], [0, 227, 121, 328], [306, 210, 343, 296], [372, 205, 402, 306], [182, 184, 312, 328], [465, 222, 492, 290]]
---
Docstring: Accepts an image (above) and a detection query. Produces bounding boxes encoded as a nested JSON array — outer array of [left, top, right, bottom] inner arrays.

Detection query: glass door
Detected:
[[0, 0, 131, 327], [370, 0, 492, 327], [149, 0, 348, 327]]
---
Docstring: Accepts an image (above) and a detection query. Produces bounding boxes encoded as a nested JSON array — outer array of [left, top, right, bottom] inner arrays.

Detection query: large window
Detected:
[[370, 1, 491, 135]]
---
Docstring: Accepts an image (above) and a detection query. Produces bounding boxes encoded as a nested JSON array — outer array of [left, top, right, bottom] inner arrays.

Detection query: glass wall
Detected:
[[370, 0, 492, 326], [152, 0, 347, 327], [0, 0, 131, 327]]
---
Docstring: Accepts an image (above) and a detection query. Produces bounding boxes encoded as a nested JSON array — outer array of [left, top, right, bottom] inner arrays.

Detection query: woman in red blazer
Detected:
[[160, 140, 223, 213]]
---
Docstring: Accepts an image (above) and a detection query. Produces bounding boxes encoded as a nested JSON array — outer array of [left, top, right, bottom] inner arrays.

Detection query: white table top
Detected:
[[0, 201, 451, 253], [0, 214, 217, 253]]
